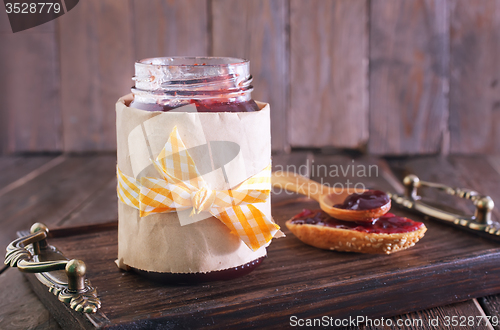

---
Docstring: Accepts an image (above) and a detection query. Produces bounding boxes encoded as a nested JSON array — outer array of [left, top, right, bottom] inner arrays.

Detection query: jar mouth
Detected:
[[133, 56, 253, 101], [136, 56, 249, 68]]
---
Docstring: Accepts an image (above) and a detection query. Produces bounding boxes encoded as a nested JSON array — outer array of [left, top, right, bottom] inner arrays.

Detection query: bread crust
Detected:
[[286, 219, 426, 254]]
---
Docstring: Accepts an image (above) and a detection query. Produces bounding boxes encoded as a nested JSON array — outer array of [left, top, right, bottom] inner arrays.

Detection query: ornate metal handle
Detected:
[[389, 174, 499, 241], [4, 223, 101, 313]]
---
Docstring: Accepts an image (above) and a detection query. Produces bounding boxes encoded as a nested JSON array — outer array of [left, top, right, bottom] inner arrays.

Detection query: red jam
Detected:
[[132, 256, 265, 284], [334, 190, 390, 210], [290, 209, 424, 234], [130, 99, 260, 112]]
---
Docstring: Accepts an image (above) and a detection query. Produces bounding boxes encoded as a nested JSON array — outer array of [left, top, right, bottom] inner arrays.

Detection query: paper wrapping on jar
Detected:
[[115, 94, 276, 273]]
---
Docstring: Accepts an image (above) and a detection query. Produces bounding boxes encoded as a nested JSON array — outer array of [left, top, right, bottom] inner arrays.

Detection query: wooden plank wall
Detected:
[[289, 0, 368, 149], [0, 0, 499, 155], [449, 0, 500, 154], [0, 14, 61, 153], [369, 0, 449, 154]]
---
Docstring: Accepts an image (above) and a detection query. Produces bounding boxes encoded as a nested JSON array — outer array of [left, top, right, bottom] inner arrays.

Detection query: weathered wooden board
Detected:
[[212, 0, 288, 152], [289, 0, 368, 149], [480, 295, 500, 330], [58, 0, 134, 152], [0, 156, 56, 191], [366, 300, 494, 330], [449, 0, 500, 154], [387, 155, 500, 222], [3, 154, 500, 329], [339, 299, 492, 330], [369, 0, 449, 155], [31, 222, 499, 329], [0, 269, 61, 330], [0, 8, 62, 154], [0, 156, 115, 329], [58, 178, 118, 227], [131, 0, 209, 59], [271, 151, 311, 204], [15, 154, 500, 329], [1, 0, 499, 155], [0, 155, 116, 251]]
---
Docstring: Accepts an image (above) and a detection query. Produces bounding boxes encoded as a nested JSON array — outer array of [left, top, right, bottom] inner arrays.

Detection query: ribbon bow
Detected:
[[117, 127, 280, 251]]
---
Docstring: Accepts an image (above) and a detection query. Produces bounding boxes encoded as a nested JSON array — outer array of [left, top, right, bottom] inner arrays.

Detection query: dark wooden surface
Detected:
[[1, 0, 500, 155], [28, 205, 500, 329], [0, 155, 116, 253], [0, 268, 62, 329], [2, 154, 500, 329]]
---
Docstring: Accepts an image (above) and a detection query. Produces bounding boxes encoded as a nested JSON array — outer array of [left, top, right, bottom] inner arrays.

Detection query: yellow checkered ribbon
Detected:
[[117, 126, 279, 251]]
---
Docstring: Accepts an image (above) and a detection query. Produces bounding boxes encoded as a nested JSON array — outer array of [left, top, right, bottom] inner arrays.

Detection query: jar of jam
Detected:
[[130, 57, 260, 113], [116, 57, 273, 283]]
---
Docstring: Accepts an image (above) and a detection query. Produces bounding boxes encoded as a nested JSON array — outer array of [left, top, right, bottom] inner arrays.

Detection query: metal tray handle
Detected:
[[389, 174, 499, 241], [4, 223, 101, 313]]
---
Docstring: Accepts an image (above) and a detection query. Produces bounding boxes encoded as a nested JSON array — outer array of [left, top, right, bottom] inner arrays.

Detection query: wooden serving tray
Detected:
[[19, 196, 500, 329]]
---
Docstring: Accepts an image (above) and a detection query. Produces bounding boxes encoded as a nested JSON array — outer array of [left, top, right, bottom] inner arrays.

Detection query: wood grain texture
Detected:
[[212, 0, 288, 152], [451, 155, 500, 327], [448, 156, 500, 221], [58, 177, 117, 227], [387, 156, 476, 216], [58, 0, 134, 152], [12, 154, 500, 329], [23, 272, 105, 330], [0, 156, 55, 189], [0, 8, 62, 154], [0, 155, 114, 330], [272, 152, 311, 204], [131, 0, 208, 59], [0, 269, 61, 330], [289, 0, 368, 149], [31, 215, 500, 329], [449, 0, 500, 154], [387, 155, 500, 222], [479, 295, 500, 330], [310, 154, 396, 193], [1, 154, 500, 329], [356, 300, 493, 330], [0, 155, 116, 251], [1, 1, 500, 156], [337, 300, 491, 329], [387, 155, 500, 329], [369, 0, 449, 155], [489, 155, 500, 177], [272, 152, 311, 176]]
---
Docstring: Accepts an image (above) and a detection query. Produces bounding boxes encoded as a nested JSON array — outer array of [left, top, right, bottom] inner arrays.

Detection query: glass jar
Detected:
[[125, 57, 267, 283], [130, 57, 260, 113]]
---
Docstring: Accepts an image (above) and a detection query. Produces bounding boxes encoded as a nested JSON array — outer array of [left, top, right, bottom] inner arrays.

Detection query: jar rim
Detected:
[[136, 57, 249, 68], [132, 55, 255, 107]]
